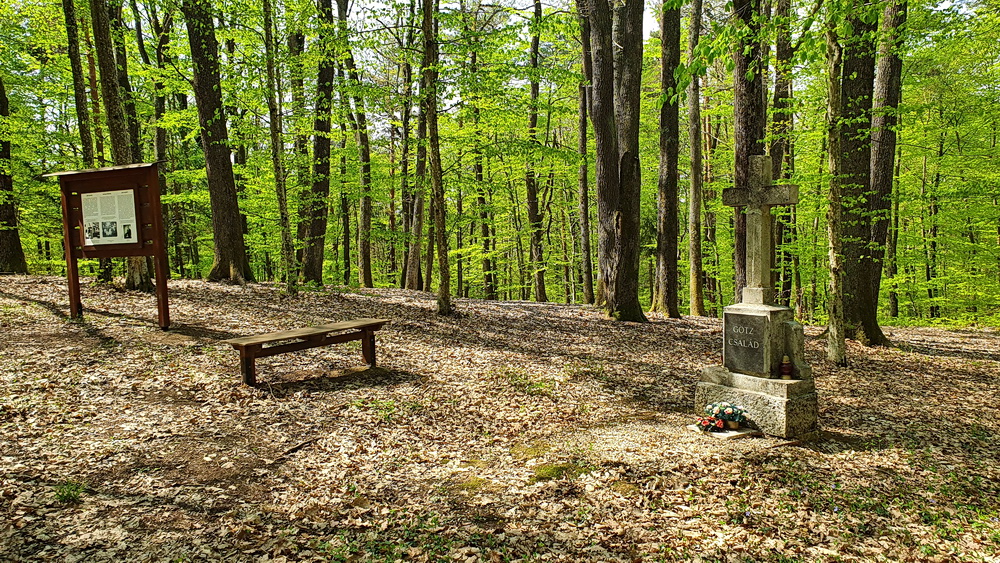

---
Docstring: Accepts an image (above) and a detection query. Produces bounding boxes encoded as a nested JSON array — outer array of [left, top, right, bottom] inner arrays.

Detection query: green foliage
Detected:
[[54, 480, 85, 504]]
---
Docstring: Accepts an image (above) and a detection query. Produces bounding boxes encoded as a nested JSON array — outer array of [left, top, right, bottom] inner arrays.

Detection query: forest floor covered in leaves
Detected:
[[1, 276, 999, 562]]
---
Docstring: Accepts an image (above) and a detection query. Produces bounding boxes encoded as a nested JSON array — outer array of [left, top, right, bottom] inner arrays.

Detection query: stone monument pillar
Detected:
[[695, 155, 819, 439]]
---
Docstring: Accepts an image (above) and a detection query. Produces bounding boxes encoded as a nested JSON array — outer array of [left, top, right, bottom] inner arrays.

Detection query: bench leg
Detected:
[[361, 330, 376, 367], [239, 345, 260, 386]]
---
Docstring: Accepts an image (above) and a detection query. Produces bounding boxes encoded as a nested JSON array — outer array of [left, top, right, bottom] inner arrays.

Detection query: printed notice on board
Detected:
[[82, 189, 137, 246]]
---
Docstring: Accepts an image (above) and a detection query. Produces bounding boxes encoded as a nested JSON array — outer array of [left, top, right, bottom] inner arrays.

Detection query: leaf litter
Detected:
[[1, 276, 998, 562]]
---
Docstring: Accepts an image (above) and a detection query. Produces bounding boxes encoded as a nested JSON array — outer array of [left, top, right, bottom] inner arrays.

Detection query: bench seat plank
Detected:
[[222, 318, 389, 386], [222, 318, 388, 347]]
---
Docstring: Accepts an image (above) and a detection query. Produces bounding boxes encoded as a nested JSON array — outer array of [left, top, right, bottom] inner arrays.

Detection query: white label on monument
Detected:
[[724, 312, 766, 375], [82, 189, 138, 246]]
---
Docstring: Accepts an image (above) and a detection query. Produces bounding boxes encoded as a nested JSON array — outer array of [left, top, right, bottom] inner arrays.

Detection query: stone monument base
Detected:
[[696, 366, 819, 440]]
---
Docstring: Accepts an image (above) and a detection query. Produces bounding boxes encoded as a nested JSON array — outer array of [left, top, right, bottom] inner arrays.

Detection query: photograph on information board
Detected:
[[81, 189, 137, 246]]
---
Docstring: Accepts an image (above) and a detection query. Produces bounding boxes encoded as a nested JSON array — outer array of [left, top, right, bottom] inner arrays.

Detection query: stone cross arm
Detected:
[[723, 155, 799, 305]]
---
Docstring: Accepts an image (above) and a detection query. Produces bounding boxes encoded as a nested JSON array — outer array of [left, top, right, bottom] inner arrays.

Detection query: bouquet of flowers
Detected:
[[695, 416, 726, 432], [704, 401, 748, 423]]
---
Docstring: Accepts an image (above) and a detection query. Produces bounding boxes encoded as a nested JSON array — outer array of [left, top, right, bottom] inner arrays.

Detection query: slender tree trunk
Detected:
[[826, 24, 847, 366], [181, 0, 254, 282], [525, 0, 547, 302], [84, 25, 107, 166], [425, 0, 451, 319], [405, 105, 426, 291], [62, 0, 96, 167], [336, 0, 374, 288], [770, 0, 794, 306], [301, 0, 337, 285], [577, 14, 595, 305], [887, 145, 901, 317], [652, 0, 680, 317], [339, 122, 352, 285], [687, 0, 705, 316], [0, 75, 28, 274], [263, 0, 297, 295]]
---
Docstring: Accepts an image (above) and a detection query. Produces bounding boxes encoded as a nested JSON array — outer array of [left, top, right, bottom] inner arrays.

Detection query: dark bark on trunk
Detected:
[[300, 0, 336, 285], [653, 1, 680, 318], [109, 4, 141, 161], [839, 11, 877, 338], [526, 0, 547, 302], [181, 0, 254, 282], [687, 0, 705, 316], [0, 75, 28, 274], [732, 0, 766, 303], [581, 0, 646, 321], [62, 0, 96, 166], [862, 0, 907, 343]]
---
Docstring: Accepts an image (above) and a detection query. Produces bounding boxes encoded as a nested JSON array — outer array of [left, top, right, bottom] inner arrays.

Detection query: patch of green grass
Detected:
[[511, 441, 551, 461], [563, 360, 606, 381], [450, 475, 491, 494], [529, 461, 592, 484], [491, 367, 556, 398], [349, 398, 400, 421], [54, 480, 86, 504]]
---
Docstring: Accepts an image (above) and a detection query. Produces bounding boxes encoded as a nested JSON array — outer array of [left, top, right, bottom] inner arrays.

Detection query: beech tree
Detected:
[[181, 0, 254, 282], [581, 0, 646, 322]]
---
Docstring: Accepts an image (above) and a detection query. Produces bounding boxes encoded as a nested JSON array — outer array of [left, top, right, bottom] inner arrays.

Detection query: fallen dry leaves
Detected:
[[1, 276, 998, 562]]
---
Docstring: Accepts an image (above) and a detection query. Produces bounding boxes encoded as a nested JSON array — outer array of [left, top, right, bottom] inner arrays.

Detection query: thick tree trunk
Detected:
[[181, 0, 253, 282], [840, 11, 877, 339], [652, 0, 680, 318], [687, 0, 705, 316], [404, 106, 426, 291], [300, 0, 336, 285], [863, 0, 907, 342], [581, 0, 646, 322], [0, 75, 28, 274]]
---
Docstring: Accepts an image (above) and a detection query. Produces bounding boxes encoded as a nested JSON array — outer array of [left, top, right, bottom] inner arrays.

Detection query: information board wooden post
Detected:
[[47, 163, 170, 329]]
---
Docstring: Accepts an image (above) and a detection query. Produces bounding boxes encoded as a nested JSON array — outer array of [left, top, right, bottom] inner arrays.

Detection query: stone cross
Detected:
[[722, 154, 798, 305]]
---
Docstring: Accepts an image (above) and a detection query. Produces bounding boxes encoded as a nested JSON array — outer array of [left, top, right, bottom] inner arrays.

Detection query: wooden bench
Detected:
[[222, 318, 389, 386]]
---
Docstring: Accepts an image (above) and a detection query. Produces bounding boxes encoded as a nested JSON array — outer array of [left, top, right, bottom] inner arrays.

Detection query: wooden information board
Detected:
[[47, 163, 170, 329]]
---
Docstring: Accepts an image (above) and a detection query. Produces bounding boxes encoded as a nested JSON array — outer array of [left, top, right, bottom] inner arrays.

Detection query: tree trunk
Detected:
[[687, 0, 705, 316], [525, 0, 547, 302], [84, 25, 107, 166], [62, 0, 95, 167], [338, 122, 351, 285], [864, 0, 907, 341], [770, 0, 794, 306], [826, 24, 847, 366], [421, 0, 451, 318], [652, 0, 680, 318], [732, 0, 766, 304], [581, 0, 646, 322], [405, 104, 426, 291], [300, 0, 337, 285], [577, 13, 595, 305], [840, 11, 877, 339], [181, 0, 254, 282], [0, 75, 28, 274], [336, 0, 374, 288], [263, 0, 297, 296]]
